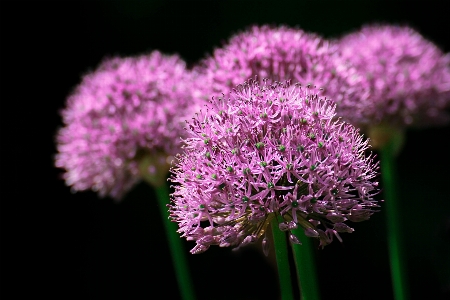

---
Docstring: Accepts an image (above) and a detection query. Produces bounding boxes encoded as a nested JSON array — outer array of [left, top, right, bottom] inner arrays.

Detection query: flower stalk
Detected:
[[271, 218, 295, 300], [291, 228, 320, 300], [380, 134, 409, 300], [155, 182, 197, 300]]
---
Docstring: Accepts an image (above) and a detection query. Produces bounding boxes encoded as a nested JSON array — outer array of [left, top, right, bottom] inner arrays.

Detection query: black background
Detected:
[[1, 1, 450, 299]]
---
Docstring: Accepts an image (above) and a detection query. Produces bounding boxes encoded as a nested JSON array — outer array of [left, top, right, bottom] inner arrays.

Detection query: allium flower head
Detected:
[[55, 51, 197, 199], [335, 24, 450, 128], [194, 25, 345, 104], [170, 79, 380, 254]]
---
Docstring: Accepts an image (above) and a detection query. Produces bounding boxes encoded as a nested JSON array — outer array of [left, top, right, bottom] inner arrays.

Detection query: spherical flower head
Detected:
[[334, 24, 450, 129], [55, 51, 198, 199], [193, 25, 344, 103], [170, 79, 380, 254]]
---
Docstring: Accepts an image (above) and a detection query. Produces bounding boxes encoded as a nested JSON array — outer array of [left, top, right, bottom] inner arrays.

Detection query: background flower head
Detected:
[[55, 51, 197, 199], [170, 79, 380, 254], [193, 25, 346, 104], [334, 24, 450, 129]]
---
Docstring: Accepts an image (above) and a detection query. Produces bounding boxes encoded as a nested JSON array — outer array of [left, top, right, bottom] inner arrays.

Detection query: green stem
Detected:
[[291, 228, 320, 300], [271, 218, 295, 300], [380, 140, 409, 300], [155, 183, 196, 300]]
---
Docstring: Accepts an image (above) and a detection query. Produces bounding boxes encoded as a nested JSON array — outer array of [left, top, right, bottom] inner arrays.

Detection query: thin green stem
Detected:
[[291, 228, 320, 300], [380, 140, 409, 300], [155, 183, 196, 300], [271, 218, 295, 300]]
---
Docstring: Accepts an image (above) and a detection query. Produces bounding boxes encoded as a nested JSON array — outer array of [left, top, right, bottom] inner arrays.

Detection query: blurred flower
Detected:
[[193, 25, 345, 104], [55, 51, 197, 199], [334, 24, 450, 134], [170, 79, 380, 254]]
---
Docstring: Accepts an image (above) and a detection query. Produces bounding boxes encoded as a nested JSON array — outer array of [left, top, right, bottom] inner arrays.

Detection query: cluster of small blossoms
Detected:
[[170, 79, 380, 254], [55, 51, 197, 199], [334, 24, 450, 128], [193, 25, 351, 109]]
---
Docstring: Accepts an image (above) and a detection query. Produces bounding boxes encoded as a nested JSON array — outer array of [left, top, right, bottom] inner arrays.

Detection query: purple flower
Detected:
[[334, 24, 450, 129], [193, 25, 344, 103], [55, 51, 198, 199], [170, 79, 380, 254]]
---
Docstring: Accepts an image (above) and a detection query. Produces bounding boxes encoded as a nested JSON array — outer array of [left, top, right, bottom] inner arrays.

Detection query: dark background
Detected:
[[1, 1, 450, 299]]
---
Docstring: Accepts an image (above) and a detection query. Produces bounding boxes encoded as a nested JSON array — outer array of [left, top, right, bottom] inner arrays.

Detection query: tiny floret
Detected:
[[170, 79, 380, 254]]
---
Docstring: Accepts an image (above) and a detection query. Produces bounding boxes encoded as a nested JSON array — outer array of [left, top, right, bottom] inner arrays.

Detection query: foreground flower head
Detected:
[[55, 51, 196, 199], [334, 24, 450, 129], [170, 79, 380, 254], [194, 25, 346, 104]]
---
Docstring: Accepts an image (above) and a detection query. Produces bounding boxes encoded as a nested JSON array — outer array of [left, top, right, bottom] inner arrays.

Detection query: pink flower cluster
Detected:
[[55, 51, 197, 199], [334, 24, 450, 128], [194, 25, 346, 104], [170, 79, 380, 254]]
